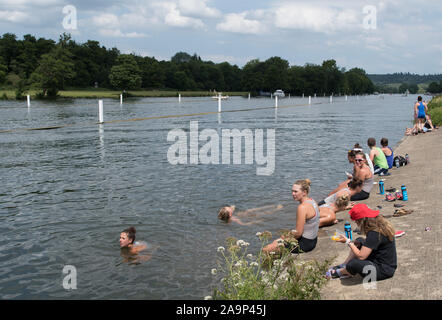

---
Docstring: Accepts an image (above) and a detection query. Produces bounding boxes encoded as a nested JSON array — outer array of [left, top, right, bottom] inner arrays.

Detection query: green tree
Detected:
[[398, 83, 409, 93], [0, 57, 7, 84], [30, 46, 75, 97], [109, 54, 141, 90], [427, 82, 441, 93], [408, 83, 419, 94]]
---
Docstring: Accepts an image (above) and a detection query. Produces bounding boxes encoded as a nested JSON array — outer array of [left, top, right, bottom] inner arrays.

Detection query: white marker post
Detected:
[[308, 96, 311, 105], [27, 95, 31, 108], [330, 95, 333, 103], [178, 93, 181, 103], [288, 93, 291, 99], [314, 93, 317, 98], [275, 95, 278, 108], [218, 93, 222, 113], [120, 94, 123, 104], [345, 95, 348, 101], [98, 100, 104, 123], [248, 93, 251, 100], [302, 93, 304, 98]]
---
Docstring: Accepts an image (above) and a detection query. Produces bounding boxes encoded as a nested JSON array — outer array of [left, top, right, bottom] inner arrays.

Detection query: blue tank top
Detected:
[[418, 102, 426, 118], [385, 146, 394, 169]]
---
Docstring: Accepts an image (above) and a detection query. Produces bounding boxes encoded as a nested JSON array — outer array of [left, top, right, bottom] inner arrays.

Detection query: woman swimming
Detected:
[[218, 204, 283, 226], [120, 227, 148, 254]]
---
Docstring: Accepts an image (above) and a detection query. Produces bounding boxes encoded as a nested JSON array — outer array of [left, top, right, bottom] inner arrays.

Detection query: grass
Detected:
[[428, 94, 442, 126], [0, 88, 248, 100]]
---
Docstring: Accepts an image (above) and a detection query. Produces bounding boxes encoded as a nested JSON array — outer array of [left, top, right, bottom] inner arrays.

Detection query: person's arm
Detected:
[[230, 216, 263, 226], [337, 235, 372, 260], [242, 204, 283, 215], [291, 204, 307, 239]]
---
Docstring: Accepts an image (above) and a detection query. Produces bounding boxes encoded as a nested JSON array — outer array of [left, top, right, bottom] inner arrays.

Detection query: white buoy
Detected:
[[120, 94, 123, 104], [178, 93, 181, 103], [98, 100, 104, 123], [218, 93, 222, 113], [275, 95, 278, 108], [308, 96, 311, 105], [27, 95, 30, 108]]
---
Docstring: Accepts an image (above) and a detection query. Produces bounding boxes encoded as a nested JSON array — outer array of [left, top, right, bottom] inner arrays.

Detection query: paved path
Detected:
[[302, 129, 442, 299]]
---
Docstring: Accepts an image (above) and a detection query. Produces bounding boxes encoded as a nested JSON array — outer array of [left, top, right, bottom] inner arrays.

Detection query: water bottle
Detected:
[[401, 185, 408, 201], [395, 157, 400, 168], [405, 154, 410, 164], [344, 222, 353, 241], [379, 180, 385, 194]]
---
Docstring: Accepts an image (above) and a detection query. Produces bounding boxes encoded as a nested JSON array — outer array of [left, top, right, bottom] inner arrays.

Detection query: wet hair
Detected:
[[418, 96, 422, 101], [367, 138, 377, 148], [122, 227, 136, 244], [218, 207, 231, 222], [348, 178, 363, 190], [380, 138, 388, 147], [356, 215, 395, 242], [294, 179, 311, 195], [335, 194, 350, 210]]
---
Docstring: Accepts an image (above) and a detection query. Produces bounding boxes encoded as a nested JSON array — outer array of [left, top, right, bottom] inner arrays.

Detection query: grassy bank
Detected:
[[0, 89, 248, 100], [428, 94, 442, 126]]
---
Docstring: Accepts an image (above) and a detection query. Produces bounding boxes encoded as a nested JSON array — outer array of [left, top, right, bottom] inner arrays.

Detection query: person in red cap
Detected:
[[326, 204, 397, 281]]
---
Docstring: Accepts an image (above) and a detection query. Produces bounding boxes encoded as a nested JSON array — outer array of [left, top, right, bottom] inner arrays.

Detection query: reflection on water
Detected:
[[0, 94, 428, 299]]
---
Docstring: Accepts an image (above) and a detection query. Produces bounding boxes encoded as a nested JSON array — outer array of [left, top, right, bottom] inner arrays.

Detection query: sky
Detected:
[[1, 0, 441, 74]]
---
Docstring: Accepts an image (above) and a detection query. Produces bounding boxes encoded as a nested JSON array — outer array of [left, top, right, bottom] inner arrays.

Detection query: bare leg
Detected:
[[328, 179, 350, 196], [319, 208, 337, 228]]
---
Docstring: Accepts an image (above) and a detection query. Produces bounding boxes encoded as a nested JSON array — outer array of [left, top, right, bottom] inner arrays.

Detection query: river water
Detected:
[[0, 94, 425, 299]]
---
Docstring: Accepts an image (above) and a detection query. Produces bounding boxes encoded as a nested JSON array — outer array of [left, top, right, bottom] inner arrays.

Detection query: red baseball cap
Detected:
[[348, 203, 379, 220]]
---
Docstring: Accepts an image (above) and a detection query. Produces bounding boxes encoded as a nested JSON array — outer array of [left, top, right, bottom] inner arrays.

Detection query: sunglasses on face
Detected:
[[355, 159, 364, 162]]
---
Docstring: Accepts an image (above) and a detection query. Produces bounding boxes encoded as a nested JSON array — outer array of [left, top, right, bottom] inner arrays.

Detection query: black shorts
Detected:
[[350, 190, 370, 201], [285, 236, 317, 254]]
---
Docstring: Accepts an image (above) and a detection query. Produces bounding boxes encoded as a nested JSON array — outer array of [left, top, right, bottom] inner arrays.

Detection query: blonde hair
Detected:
[[294, 179, 311, 195], [218, 207, 231, 222], [357, 215, 396, 241], [335, 194, 350, 210]]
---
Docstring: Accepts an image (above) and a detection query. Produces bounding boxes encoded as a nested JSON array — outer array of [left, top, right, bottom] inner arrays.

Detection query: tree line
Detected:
[[1, 32, 376, 98]]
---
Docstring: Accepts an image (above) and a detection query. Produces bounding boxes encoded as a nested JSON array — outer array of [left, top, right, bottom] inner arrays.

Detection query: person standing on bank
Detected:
[[414, 96, 428, 133]]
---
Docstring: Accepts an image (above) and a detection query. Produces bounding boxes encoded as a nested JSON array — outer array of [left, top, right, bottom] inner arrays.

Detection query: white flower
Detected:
[[243, 242, 250, 247], [236, 240, 245, 246], [204, 296, 213, 300], [246, 254, 253, 259], [270, 251, 276, 255], [217, 246, 225, 252], [211, 268, 217, 275], [250, 262, 259, 267], [256, 232, 262, 237]]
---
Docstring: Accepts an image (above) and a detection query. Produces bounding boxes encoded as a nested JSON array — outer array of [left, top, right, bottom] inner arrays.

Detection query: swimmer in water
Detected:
[[119, 227, 151, 264], [218, 204, 283, 225]]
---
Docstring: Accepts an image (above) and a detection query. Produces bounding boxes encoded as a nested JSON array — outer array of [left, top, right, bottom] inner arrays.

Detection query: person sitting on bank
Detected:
[[218, 204, 283, 226], [263, 179, 319, 254], [326, 203, 397, 281], [380, 138, 394, 169], [318, 179, 364, 227], [367, 137, 389, 175]]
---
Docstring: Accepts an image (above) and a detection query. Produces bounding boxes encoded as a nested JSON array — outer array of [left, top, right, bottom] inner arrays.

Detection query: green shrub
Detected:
[[208, 231, 330, 300], [428, 95, 442, 126]]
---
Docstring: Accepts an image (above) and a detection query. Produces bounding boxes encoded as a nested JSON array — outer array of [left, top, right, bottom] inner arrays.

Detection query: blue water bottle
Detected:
[[401, 185, 408, 201], [344, 222, 353, 241], [379, 180, 385, 195]]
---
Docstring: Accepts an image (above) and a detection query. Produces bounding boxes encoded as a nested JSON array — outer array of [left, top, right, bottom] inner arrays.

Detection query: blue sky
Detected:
[[1, 0, 441, 74]]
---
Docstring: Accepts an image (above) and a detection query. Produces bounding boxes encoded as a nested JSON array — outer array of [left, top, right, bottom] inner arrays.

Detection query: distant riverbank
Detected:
[[0, 89, 248, 100]]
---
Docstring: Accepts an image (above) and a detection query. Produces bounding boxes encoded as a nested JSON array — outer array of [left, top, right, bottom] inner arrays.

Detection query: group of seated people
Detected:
[[218, 137, 398, 282]]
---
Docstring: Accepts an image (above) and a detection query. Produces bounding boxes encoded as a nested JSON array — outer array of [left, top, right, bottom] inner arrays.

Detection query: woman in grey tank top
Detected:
[[263, 179, 319, 254]]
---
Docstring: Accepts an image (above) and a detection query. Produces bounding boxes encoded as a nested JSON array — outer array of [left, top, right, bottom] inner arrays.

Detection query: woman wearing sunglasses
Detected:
[[349, 152, 373, 201]]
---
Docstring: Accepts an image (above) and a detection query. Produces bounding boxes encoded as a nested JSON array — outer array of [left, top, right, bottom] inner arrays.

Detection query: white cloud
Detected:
[[0, 10, 30, 23], [178, 0, 220, 18], [216, 12, 266, 35], [273, 2, 359, 33], [151, 1, 205, 28]]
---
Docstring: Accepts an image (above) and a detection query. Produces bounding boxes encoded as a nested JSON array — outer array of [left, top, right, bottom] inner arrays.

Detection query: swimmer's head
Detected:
[[218, 206, 234, 222], [120, 226, 136, 248]]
